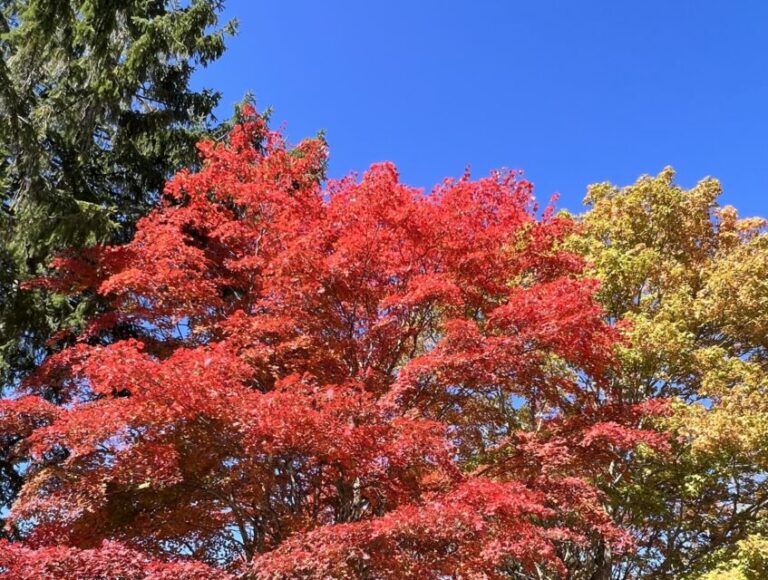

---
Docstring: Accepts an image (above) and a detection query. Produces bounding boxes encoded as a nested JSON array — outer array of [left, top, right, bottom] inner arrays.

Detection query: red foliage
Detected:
[[1, 110, 667, 578], [0, 540, 228, 579]]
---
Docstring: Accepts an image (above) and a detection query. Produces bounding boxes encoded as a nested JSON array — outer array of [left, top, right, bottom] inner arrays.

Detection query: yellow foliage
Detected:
[[576, 167, 768, 577], [698, 535, 768, 580]]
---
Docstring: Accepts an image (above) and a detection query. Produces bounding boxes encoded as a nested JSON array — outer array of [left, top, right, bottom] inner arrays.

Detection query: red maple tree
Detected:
[[0, 109, 666, 578]]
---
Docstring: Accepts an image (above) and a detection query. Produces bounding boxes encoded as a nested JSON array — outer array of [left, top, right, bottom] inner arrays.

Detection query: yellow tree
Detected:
[[574, 168, 768, 578]]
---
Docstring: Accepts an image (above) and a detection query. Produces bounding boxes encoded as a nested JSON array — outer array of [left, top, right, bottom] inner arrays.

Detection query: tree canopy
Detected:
[[1, 5, 767, 576], [0, 109, 669, 578], [571, 168, 768, 578]]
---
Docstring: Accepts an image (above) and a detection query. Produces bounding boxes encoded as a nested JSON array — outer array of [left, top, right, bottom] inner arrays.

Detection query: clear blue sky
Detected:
[[193, 0, 768, 216]]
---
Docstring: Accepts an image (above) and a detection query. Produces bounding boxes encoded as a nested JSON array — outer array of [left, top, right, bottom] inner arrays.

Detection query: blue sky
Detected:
[[193, 0, 768, 216]]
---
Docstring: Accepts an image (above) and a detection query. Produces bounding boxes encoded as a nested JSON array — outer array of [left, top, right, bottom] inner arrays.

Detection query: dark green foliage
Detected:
[[0, 0, 234, 538], [0, 0, 234, 384]]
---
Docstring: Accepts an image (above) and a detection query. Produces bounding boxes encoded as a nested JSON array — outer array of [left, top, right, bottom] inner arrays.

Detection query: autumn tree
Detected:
[[0, 110, 666, 578], [573, 168, 768, 578]]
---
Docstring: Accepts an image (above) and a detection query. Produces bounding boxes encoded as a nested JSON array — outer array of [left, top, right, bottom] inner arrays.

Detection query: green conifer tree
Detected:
[[0, 0, 235, 538]]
